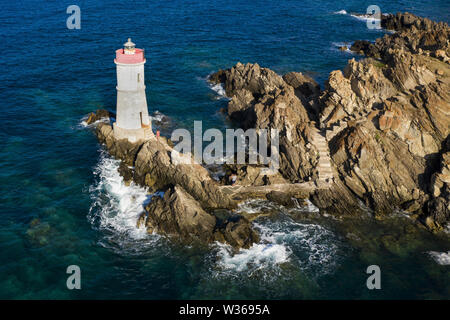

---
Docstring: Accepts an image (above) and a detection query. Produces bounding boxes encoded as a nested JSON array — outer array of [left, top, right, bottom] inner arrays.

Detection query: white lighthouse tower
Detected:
[[113, 38, 152, 143]]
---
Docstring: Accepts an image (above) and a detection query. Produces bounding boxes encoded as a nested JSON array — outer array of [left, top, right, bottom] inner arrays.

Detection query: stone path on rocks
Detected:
[[219, 130, 335, 199], [311, 129, 335, 185]]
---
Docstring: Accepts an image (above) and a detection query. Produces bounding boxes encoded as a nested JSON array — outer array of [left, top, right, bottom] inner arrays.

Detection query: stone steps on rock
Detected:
[[311, 129, 335, 186], [319, 163, 332, 167]]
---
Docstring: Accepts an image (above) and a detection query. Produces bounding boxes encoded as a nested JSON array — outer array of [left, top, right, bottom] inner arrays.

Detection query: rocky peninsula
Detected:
[[88, 12, 449, 249]]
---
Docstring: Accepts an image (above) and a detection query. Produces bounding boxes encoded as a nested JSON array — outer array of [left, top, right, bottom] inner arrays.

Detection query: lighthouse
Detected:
[[113, 38, 152, 143]]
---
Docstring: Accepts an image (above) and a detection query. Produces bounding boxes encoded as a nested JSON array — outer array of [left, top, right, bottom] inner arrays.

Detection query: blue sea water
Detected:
[[0, 0, 449, 299]]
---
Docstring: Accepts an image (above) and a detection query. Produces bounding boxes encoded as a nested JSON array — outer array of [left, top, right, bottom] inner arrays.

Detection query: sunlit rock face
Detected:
[[208, 13, 450, 230]]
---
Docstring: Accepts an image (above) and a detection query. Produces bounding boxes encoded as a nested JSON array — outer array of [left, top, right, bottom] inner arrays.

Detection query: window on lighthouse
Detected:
[[138, 73, 140, 82]]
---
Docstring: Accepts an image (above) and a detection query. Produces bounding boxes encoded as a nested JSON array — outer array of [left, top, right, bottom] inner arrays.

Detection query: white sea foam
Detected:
[[88, 151, 153, 242], [202, 73, 229, 100], [149, 110, 167, 123], [216, 242, 290, 274], [88, 153, 341, 276], [428, 251, 450, 265], [350, 13, 383, 22], [213, 210, 342, 279], [349, 14, 391, 33], [79, 115, 111, 129], [334, 10, 347, 15], [330, 42, 355, 54], [333, 9, 390, 24], [256, 221, 339, 271], [304, 199, 320, 213], [334, 10, 390, 33], [350, 14, 375, 21], [210, 83, 228, 99], [332, 41, 350, 47]]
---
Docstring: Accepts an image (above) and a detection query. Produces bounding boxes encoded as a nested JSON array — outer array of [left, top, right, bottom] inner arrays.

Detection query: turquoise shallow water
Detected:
[[0, 0, 449, 299]]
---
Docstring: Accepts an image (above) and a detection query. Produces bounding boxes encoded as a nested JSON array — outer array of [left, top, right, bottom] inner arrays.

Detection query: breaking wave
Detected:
[[78, 114, 111, 129], [210, 83, 226, 97], [333, 9, 391, 34], [88, 151, 162, 253], [300, 199, 320, 213], [331, 42, 355, 54], [211, 203, 343, 280], [207, 81, 229, 100], [428, 251, 450, 265], [87, 153, 342, 277], [149, 110, 169, 123], [216, 241, 290, 275], [199, 73, 229, 100]]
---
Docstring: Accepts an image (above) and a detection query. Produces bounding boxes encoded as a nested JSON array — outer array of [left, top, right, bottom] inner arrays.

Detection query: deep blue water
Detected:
[[0, 0, 449, 299]]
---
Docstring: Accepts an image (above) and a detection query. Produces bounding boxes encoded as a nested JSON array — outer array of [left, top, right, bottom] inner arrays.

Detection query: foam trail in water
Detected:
[[350, 14, 378, 21], [428, 251, 450, 265], [334, 10, 347, 15], [334, 9, 389, 34]]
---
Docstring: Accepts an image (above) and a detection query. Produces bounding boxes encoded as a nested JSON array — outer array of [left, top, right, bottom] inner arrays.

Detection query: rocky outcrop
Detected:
[[85, 109, 115, 125], [91, 12, 450, 243], [282, 71, 321, 116], [94, 117, 259, 249], [209, 63, 321, 183], [426, 137, 450, 231], [134, 139, 236, 210], [215, 62, 285, 99], [141, 186, 217, 243], [208, 13, 450, 230], [282, 72, 320, 99], [138, 186, 259, 248], [95, 123, 143, 167], [209, 63, 286, 128], [360, 13, 449, 61], [315, 13, 450, 222], [350, 40, 380, 57], [96, 121, 237, 211]]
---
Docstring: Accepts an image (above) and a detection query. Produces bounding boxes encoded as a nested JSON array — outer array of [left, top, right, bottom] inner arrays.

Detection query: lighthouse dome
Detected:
[[124, 38, 136, 54]]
